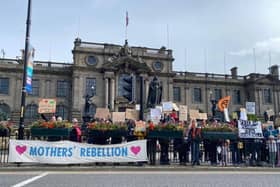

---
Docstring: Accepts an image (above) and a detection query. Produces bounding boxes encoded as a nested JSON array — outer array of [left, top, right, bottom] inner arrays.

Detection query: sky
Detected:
[[0, 0, 280, 75]]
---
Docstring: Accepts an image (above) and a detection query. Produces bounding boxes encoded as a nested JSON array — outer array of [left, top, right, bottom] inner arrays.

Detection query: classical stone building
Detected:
[[0, 38, 279, 124]]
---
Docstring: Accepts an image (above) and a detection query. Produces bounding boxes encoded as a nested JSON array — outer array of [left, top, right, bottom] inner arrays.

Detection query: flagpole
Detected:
[[125, 11, 128, 41], [19, 0, 32, 140]]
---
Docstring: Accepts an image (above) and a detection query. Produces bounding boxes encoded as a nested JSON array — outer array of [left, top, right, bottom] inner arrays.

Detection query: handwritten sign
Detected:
[[150, 108, 162, 124], [95, 108, 111, 119], [246, 102, 255, 115], [125, 109, 139, 120], [38, 98, 56, 113], [179, 105, 188, 121], [198, 113, 207, 120], [162, 102, 173, 112], [238, 120, 263, 139], [135, 121, 146, 132], [189, 109, 199, 120], [112, 112, 125, 123]]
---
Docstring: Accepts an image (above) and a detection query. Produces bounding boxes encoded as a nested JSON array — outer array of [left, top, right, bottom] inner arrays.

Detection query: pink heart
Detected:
[[130, 146, 141, 155], [16, 145, 27, 155]]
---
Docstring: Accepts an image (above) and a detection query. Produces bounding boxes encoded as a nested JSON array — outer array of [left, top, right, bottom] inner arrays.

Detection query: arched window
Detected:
[[25, 104, 38, 121], [55, 105, 68, 120], [0, 103, 10, 120]]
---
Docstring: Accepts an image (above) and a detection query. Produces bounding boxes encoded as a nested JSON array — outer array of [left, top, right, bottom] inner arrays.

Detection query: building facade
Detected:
[[0, 38, 279, 124]]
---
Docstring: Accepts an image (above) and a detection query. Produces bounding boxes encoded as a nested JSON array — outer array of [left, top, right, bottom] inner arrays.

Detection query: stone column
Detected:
[[110, 78, 115, 111], [168, 78, 173, 101], [105, 78, 109, 108], [72, 76, 80, 109], [185, 87, 189, 105], [145, 79, 150, 103]]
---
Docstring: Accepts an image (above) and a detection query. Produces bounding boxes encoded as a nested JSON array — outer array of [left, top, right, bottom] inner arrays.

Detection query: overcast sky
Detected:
[[1, 0, 280, 75]]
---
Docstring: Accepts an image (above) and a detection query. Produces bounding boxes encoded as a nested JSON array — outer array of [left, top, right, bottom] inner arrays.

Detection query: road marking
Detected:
[[11, 172, 48, 187]]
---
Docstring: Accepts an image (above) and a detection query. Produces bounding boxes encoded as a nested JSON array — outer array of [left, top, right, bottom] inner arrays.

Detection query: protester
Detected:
[[189, 119, 201, 166], [267, 135, 277, 167], [69, 118, 81, 142], [221, 140, 230, 166]]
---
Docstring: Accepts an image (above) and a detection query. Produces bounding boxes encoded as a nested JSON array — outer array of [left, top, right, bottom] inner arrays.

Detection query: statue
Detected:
[[147, 76, 162, 108], [211, 99, 217, 117]]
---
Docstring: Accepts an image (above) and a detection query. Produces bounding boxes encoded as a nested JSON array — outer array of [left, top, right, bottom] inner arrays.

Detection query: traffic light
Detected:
[[122, 76, 133, 101]]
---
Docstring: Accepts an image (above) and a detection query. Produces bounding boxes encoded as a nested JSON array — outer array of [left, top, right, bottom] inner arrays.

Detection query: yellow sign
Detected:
[[125, 109, 139, 120], [218, 96, 231, 112], [38, 98, 56, 114]]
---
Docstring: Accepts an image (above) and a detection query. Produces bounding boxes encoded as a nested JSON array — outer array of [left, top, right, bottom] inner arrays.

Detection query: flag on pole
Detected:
[[126, 11, 129, 27]]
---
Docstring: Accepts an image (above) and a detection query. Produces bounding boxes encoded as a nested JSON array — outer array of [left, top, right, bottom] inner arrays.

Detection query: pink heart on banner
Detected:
[[16, 145, 27, 155], [130, 146, 141, 155]]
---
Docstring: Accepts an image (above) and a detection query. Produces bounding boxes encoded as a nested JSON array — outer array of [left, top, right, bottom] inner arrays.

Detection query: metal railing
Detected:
[[1, 134, 278, 167]]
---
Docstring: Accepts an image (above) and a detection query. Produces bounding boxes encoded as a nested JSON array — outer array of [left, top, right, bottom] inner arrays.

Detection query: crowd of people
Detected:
[[35, 111, 280, 167]]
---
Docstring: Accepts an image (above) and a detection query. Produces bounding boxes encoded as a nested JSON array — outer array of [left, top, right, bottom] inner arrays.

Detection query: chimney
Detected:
[[231, 67, 238, 79], [269, 65, 279, 80], [20, 49, 25, 60]]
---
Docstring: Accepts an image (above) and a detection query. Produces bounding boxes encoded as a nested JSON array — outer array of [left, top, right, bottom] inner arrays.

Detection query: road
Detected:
[[1, 171, 280, 187]]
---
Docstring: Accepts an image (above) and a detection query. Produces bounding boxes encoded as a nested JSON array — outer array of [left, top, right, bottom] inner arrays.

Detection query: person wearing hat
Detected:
[[267, 135, 277, 167]]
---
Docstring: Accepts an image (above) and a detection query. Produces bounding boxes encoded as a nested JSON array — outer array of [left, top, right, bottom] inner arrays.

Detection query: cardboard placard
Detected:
[[150, 108, 162, 124], [198, 113, 207, 120], [112, 112, 126, 123], [162, 102, 173, 112], [38, 98, 56, 114], [189, 109, 199, 120], [135, 121, 146, 132], [179, 105, 188, 121], [94, 108, 111, 119], [125, 109, 139, 120]]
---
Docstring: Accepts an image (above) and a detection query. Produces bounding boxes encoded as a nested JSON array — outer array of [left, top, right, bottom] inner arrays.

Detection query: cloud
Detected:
[[229, 37, 280, 56]]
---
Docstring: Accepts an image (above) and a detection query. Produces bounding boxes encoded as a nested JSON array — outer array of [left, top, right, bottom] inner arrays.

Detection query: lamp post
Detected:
[[18, 0, 32, 140]]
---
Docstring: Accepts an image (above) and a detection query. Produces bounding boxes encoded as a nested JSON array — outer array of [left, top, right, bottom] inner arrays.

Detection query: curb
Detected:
[[1, 165, 280, 172]]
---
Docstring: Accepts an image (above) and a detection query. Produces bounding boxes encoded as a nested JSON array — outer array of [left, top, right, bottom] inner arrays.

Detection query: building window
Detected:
[[85, 78, 96, 96], [173, 87, 181, 102], [214, 89, 222, 101], [0, 78, 9, 94], [57, 80, 70, 97], [30, 79, 39, 96], [233, 90, 241, 104], [56, 105, 68, 120], [0, 103, 10, 120], [25, 104, 38, 120], [263, 89, 272, 104], [193, 88, 202, 103]]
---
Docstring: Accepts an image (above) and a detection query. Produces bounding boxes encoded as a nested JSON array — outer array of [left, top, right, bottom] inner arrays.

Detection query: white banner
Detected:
[[238, 120, 263, 139], [9, 140, 147, 164]]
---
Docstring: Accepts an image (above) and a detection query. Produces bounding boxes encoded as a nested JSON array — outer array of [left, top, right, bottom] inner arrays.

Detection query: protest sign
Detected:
[[125, 109, 139, 120], [95, 108, 111, 119], [189, 109, 199, 120], [112, 112, 125, 123], [179, 105, 188, 121], [162, 102, 173, 112], [218, 96, 231, 112], [150, 108, 161, 124], [238, 120, 263, 138], [38, 98, 56, 114], [9, 140, 147, 164], [246, 102, 255, 115]]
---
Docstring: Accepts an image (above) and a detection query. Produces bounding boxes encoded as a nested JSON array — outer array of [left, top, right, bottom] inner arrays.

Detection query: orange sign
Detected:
[[38, 98, 56, 114], [218, 96, 231, 112]]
